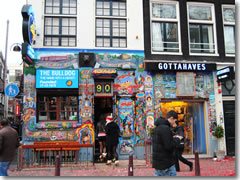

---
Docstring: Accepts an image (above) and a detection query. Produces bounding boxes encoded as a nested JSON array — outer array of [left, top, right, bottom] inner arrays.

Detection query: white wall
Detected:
[[31, 0, 144, 51]]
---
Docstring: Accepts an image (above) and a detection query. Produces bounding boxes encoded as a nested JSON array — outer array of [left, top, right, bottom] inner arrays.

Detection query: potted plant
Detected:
[[213, 125, 225, 159]]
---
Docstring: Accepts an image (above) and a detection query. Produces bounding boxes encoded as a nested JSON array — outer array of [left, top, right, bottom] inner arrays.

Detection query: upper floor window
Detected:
[[44, 17, 76, 46], [96, 0, 127, 48], [45, 0, 77, 15], [222, 5, 235, 56], [188, 3, 217, 55], [44, 0, 77, 47], [150, 1, 181, 53]]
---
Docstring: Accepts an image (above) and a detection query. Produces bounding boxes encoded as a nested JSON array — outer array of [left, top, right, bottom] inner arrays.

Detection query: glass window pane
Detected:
[[224, 26, 235, 54], [62, 18, 69, 26], [46, 0, 53, 6], [120, 20, 126, 28], [96, 9, 103, 16], [120, 10, 126, 16], [96, 19, 103, 27], [104, 2, 110, 8], [120, 39, 126, 47], [69, 18, 76, 26], [113, 9, 119, 16], [202, 25, 214, 53], [103, 9, 110, 16], [46, 7, 53, 14], [112, 2, 119, 9], [52, 37, 59, 46], [113, 28, 119, 36], [63, 0, 69, 6], [103, 19, 110, 27], [113, 38, 119, 47], [53, 0, 60, 6], [53, 7, 60, 14], [62, 8, 69, 14], [69, 27, 76, 35], [113, 20, 119, 27], [152, 22, 178, 52], [96, 38, 103, 46], [103, 28, 110, 36], [223, 7, 235, 22], [45, 37, 52, 46], [60, 112, 67, 120], [45, 27, 51, 35], [96, 28, 103, 36], [70, 0, 76, 7], [120, 2, 126, 9], [53, 18, 59, 26], [45, 18, 52, 25], [69, 8, 76, 14], [62, 27, 69, 35], [104, 38, 110, 47], [52, 27, 59, 35], [49, 112, 57, 120], [189, 5, 212, 20], [96, 1, 103, 8], [69, 38, 75, 46], [120, 29, 126, 36], [152, 3, 176, 19]]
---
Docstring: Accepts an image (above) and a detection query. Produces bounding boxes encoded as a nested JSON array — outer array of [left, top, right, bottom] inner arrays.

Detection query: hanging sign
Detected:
[[216, 66, 234, 82]]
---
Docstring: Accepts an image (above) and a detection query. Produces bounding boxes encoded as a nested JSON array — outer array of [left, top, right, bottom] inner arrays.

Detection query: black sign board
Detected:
[[216, 66, 234, 82], [94, 80, 113, 97], [145, 62, 216, 72]]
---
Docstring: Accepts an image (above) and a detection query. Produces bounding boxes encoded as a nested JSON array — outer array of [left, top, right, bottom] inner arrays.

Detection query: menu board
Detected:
[[176, 72, 195, 96]]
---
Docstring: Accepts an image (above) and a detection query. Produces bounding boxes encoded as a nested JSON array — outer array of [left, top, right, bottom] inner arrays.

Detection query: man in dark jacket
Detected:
[[152, 110, 183, 176], [173, 122, 193, 172], [0, 118, 20, 176], [105, 114, 120, 165]]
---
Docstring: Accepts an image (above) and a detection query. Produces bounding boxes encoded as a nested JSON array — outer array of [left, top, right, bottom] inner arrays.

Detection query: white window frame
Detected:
[[150, 0, 182, 55], [187, 2, 218, 56], [222, 5, 235, 57]]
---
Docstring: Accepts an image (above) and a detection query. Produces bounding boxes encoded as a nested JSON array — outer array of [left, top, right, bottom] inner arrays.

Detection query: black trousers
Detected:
[[175, 148, 192, 171], [107, 144, 118, 161]]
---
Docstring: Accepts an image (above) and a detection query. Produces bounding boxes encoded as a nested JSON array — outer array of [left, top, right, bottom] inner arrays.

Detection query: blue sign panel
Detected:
[[5, 84, 19, 97], [36, 69, 79, 88]]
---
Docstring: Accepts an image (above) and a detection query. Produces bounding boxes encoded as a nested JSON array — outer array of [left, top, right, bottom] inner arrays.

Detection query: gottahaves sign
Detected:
[[145, 62, 216, 71], [36, 69, 79, 88]]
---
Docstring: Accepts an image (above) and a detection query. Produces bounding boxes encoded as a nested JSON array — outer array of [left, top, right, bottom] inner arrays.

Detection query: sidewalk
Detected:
[[8, 157, 235, 176]]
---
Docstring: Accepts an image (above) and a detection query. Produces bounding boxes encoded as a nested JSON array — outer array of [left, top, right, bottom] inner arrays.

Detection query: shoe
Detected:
[[189, 163, 193, 171], [102, 153, 107, 158], [112, 158, 116, 163], [114, 160, 119, 166], [106, 160, 112, 165]]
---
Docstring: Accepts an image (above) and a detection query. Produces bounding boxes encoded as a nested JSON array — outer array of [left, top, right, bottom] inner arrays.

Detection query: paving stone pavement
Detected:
[[8, 157, 235, 177]]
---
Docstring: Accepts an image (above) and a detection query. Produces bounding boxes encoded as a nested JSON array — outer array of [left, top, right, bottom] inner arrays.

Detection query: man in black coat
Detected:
[[173, 122, 193, 172], [152, 110, 183, 176], [105, 114, 120, 165]]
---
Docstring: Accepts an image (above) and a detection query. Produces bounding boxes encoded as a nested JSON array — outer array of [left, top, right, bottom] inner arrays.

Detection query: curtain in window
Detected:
[[152, 23, 163, 51], [224, 26, 235, 54]]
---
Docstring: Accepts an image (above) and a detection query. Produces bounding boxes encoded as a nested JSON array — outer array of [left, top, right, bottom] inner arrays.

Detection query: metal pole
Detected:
[[128, 153, 133, 176], [194, 151, 200, 176], [4, 20, 9, 118], [55, 155, 60, 176]]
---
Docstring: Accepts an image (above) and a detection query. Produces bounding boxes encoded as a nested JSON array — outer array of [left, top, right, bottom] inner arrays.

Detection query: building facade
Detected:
[[21, 0, 235, 162]]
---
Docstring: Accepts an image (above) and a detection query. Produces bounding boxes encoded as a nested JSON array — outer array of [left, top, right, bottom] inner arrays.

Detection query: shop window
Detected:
[[37, 95, 78, 121], [187, 3, 217, 55], [151, 1, 181, 53], [222, 5, 235, 56], [96, 0, 127, 48]]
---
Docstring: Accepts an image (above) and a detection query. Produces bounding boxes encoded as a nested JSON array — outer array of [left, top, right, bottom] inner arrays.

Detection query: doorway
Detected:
[[94, 97, 113, 162]]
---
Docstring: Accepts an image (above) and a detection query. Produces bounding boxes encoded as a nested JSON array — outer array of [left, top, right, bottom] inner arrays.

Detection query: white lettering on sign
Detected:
[[158, 63, 207, 71]]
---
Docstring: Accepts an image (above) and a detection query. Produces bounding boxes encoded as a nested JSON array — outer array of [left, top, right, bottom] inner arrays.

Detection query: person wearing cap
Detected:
[[152, 110, 183, 176], [105, 114, 120, 165]]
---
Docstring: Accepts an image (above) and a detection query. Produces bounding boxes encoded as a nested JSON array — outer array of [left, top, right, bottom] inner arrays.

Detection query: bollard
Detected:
[[128, 153, 134, 176], [194, 151, 200, 176], [55, 155, 60, 176]]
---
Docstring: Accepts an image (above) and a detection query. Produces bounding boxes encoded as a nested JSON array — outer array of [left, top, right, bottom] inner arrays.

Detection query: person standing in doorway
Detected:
[[173, 121, 193, 172], [96, 113, 107, 161], [152, 110, 183, 176], [105, 114, 120, 166], [0, 118, 20, 176]]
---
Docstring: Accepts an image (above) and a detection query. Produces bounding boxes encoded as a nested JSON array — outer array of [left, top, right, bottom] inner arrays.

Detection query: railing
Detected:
[[18, 142, 94, 169], [145, 141, 152, 165]]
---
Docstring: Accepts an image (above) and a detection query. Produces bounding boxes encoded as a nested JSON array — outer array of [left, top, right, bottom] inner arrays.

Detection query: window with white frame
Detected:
[[96, 0, 127, 48], [188, 3, 217, 54], [151, 1, 181, 53], [222, 5, 235, 55], [44, 0, 77, 47]]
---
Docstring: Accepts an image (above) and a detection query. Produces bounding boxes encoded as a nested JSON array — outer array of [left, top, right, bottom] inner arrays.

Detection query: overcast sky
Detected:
[[0, 0, 26, 65]]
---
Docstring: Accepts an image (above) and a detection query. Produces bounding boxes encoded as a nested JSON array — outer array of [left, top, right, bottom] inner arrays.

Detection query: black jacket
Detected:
[[105, 121, 120, 146], [152, 117, 180, 170]]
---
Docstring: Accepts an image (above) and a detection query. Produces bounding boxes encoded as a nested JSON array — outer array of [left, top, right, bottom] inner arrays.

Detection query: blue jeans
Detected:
[[0, 161, 10, 176], [154, 165, 177, 176]]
